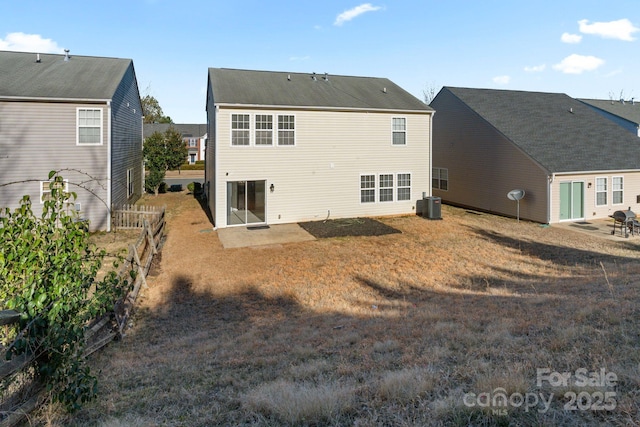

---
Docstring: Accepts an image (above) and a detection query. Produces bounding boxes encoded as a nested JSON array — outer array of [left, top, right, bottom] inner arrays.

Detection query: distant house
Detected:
[[579, 98, 640, 137], [143, 123, 207, 164], [0, 50, 143, 231], [205, 68, 434, 229], [430, 87, 640, 224]]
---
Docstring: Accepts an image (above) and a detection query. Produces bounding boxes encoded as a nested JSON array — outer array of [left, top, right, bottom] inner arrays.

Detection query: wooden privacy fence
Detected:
[[112, 204, 165, 229], [0, 206, 165, 426]]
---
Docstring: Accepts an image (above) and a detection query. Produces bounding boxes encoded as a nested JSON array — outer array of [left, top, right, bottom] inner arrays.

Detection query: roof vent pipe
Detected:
[[383, 87, 387, 93], [323, 72, 329, 81], [63, 49, 70, 61], [36, 53, 41, 63], [311, 72, 317, 81], [287, 74, 291, 81]]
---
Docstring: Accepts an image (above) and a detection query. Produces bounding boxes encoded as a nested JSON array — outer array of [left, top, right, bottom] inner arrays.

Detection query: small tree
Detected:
[[143, 127, 188, 195], [0, 173, 131, 411], [141, 94, 172, 124]]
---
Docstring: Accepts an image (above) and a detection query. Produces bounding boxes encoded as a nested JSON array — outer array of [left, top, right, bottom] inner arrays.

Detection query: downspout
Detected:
[[547, 173, 554, 224], [141, 116, 145, 200], [106, 101, 112, 232], [428, 111, 435, 198]]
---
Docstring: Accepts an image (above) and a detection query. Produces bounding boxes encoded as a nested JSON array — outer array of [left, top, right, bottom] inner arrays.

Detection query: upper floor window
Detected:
[[189, 138, 197, 147], [231, 114, 250, 146], [255, 114, 273, 146], [278, 115, 295, 146], [595, 177, 607, 206], [77, 108, 102, 145], [432, 167, 448, 190], [392, 117, 406, 145], [613, 176, 623, 204]]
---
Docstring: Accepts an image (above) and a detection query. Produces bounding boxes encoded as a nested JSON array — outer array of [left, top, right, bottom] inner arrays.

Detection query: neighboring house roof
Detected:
[[143, 123, 207, 139], [578, 98, 640, 126], [208, 68, 432, 112], [0, 50, 132, 100], [441, 86, 640, 174]]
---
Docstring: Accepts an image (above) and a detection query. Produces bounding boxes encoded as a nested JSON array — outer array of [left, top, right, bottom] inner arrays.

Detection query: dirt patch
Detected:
[[299, 217, 401, 238]]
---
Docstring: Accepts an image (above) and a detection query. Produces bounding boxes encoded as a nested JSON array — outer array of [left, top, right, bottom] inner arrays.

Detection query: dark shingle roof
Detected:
[[0, 50, 132, 100], [208, 68, 432, 112], [143, 123, 207, 139], [579, 98, 640, 126], [443, 87, 640, 173]]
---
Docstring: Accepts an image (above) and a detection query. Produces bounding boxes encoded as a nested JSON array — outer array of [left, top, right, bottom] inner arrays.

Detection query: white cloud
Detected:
[[524, 64, 546, 72], [552, 54, 605, 74], [561, 32, 582, 44], [492, 75, 510, 85], [0, 32, 64, 53], [578, 18, 639, 41], [334, 3, 382, 26]]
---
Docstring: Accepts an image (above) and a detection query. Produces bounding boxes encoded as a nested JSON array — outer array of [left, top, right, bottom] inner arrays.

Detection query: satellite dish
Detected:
[[507, 189, 525, 201], [507, 189, 525, 222]]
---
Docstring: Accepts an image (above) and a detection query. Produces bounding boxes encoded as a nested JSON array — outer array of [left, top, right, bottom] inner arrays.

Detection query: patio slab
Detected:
[[216, 223, 316, 249]]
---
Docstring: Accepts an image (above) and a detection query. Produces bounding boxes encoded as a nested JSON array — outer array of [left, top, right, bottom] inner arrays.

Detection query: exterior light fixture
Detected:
[[270, 183, 275, 192]]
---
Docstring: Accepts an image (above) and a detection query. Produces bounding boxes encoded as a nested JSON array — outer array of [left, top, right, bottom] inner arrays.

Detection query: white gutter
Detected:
[[106, 101, 112, 232], [215, 102, 433, 115], [0, 96, 111, 103]]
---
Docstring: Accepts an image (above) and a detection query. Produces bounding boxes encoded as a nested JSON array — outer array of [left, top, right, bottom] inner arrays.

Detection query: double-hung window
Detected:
[[77, 108, 102, 145], [613, 176, 623, 204], [360, 175, 375, 203], [255, 114, 273, 146], [231, 114, 250, 146], [595, 177, 607, 206], [379, 174, 394, 202], [432, 168, 448, 190], [278, 115, 295, 146], [397, 173, 411, 201], [40, 179, 69, 203], [392, 118, 406, 145]]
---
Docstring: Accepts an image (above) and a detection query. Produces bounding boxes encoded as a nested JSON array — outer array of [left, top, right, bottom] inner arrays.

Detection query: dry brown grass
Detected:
[[36, 192, 640, 426]]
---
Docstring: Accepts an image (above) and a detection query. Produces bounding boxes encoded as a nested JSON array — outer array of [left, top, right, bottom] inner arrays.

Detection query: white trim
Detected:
[[216, 102, 433, 115], [230, 113, 251, 147], [254, 113, 274, 146], [397, 172, 412, 201], [76, 107, 104, 146], [379, 173, 394, 202], [360, 173, 376, 204]]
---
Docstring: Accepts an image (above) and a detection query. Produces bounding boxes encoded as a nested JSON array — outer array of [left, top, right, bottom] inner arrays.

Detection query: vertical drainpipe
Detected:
[[141, 115, 145, 200], [106, 101, 112, 232], [547, 173, 554, 224], [428, 110, 435, 198]]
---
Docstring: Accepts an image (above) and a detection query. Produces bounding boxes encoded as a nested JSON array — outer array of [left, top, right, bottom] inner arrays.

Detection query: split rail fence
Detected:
[[0, 205, 165, 426]]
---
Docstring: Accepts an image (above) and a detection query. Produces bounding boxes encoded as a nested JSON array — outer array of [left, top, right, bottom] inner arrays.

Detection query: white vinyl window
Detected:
[[613, 176, 623, 204], [278, 115, 295, 146], [397, 173, 411, 201], [595, 177, 607, 206], [127, 168, 134, 198], [77, 108, 103, 145], [231, 114, 250, 146], [189, 138, 197, 147], [360, 175, 375, 203], [255, 114, 273, 146], [392, 117, 406, 145], [379, 174, 393, 202], [40, 179, 69, 203], [432, 168, 448, 190]]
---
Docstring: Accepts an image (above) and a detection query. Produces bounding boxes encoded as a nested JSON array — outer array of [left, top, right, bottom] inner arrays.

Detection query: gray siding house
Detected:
[[579, 98, 640, 137], [430, 87, 640, 224], [0, 50, 143, 231], [206, 68, 434, 229]]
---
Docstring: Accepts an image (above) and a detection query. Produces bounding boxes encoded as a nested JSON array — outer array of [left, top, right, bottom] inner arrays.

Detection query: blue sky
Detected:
[[2, 1, 638, 123]]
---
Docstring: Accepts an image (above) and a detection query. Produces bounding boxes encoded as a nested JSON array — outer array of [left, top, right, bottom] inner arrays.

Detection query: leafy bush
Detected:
[[0, 173, 132, 411], [177, 163, 204, 171]]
